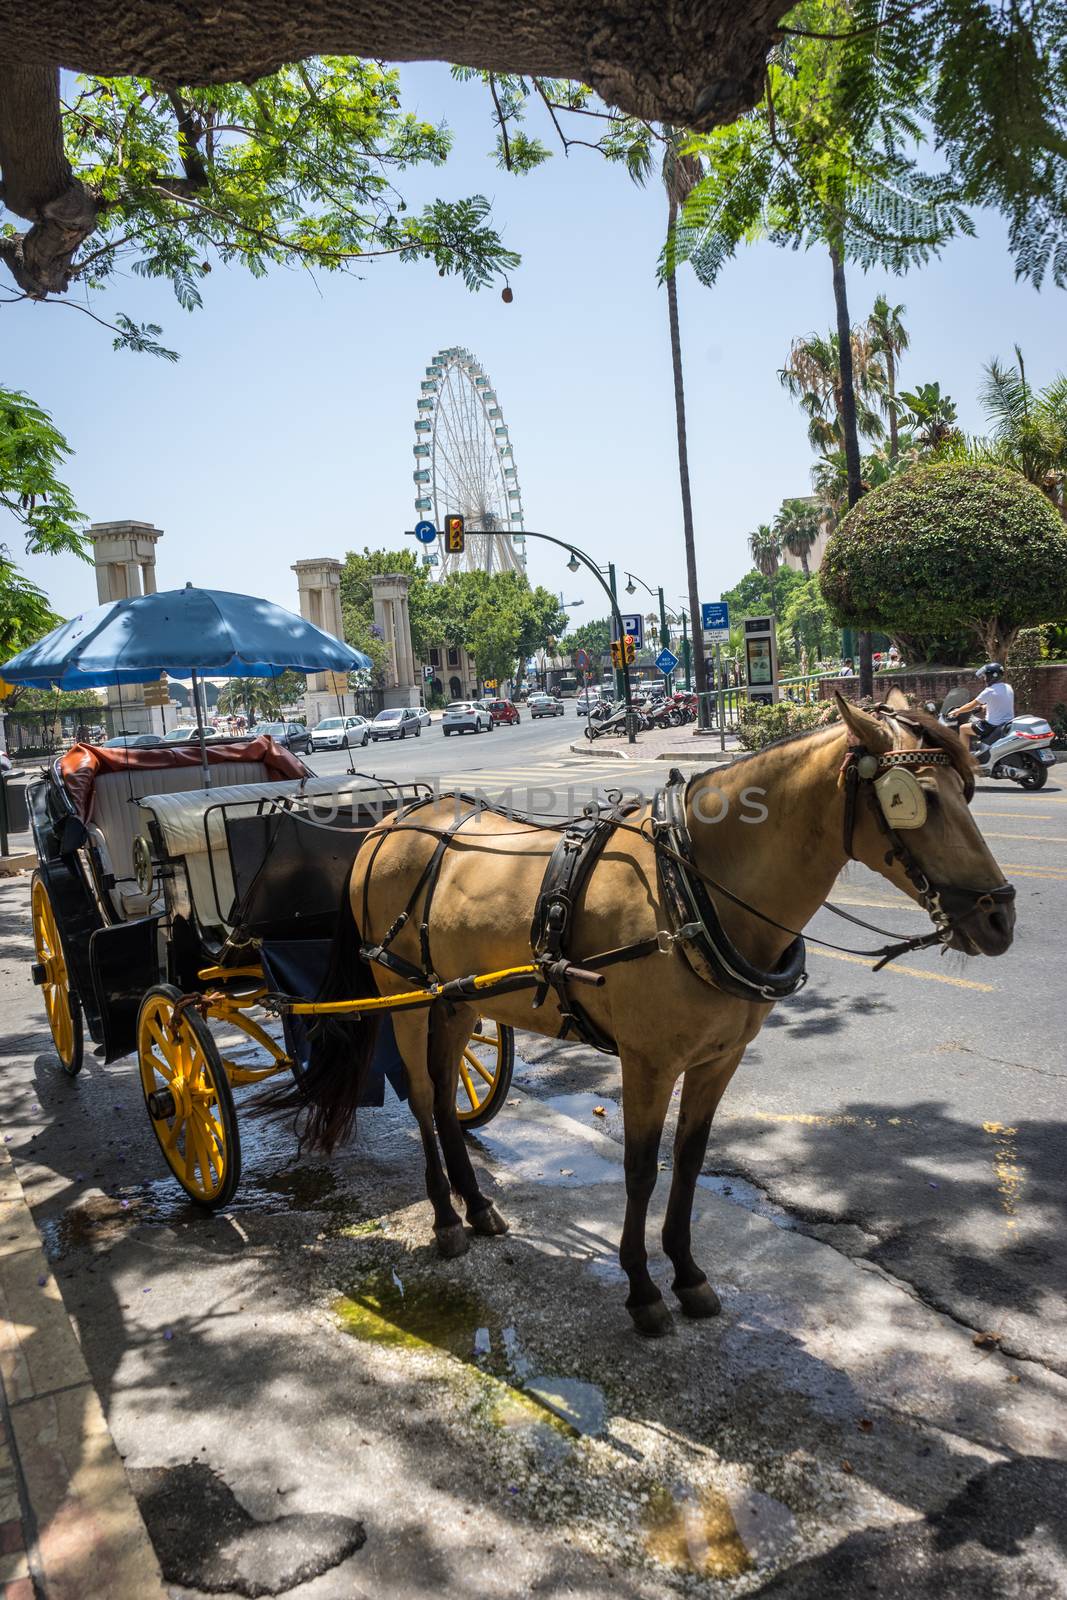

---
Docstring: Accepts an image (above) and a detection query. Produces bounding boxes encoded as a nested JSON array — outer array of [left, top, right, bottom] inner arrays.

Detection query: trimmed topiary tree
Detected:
[[819, 463, 1067, 662]]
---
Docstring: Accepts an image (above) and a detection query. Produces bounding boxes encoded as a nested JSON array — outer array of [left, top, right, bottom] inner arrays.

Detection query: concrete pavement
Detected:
[[0, 727, 1064, 1595]]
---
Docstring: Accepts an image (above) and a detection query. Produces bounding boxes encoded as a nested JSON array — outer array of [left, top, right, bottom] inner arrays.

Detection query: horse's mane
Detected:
[[724, 704, 975, 786]]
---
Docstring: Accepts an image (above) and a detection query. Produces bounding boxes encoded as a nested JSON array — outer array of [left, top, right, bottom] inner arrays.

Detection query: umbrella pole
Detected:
[[191, 668, 211, 787]]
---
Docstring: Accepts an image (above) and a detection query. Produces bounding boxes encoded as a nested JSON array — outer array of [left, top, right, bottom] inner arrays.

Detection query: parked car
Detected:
[[251, 719, 312, 755], [486, 698, 520, 726], [413, 705, 432, 729], [369, 707, 423, 741], [309, 715, 369, 751], [161, 725, 219, 744], [528, 693, 565, 719], [0, 750, 12, 775], [442, 701, 493, 735], [575, 689, 603, 716], [100, 732, 164, 748]]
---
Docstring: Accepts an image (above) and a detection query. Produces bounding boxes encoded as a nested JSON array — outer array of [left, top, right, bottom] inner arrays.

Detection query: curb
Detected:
[[0, 855, 35, 878], [567, 742, 631, 761], [568, 742, 740, 765], [0, 1141, 167, 1598]]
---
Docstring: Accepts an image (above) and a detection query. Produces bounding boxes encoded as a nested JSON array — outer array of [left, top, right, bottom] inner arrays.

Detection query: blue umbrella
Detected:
[[1, 584, 370, 688], [2, 584, 373, 784]]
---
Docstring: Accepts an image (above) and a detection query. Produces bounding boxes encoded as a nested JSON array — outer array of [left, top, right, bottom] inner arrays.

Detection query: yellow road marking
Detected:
[[974, 810, 1054, 819], [753, 1110, 917, 1130], [829, 893, 924, 915], [810, 947, 995, 990], [981, 831, 1067, 843], [995, 862, 1067, 878]]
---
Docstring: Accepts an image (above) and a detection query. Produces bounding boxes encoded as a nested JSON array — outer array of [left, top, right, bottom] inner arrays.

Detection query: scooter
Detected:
[[934, 698, 1056, 790]]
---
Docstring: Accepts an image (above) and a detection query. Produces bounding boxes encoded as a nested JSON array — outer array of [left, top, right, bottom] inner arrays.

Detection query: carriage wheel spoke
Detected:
[[459, 1063, 480, 1109], [164, 1112, 187, 1151], [463, 1050, 494, 1086], [468, 1032, 496, 1045]]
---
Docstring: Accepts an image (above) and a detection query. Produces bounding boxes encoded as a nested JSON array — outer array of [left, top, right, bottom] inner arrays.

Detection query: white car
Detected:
[[442, 701, 492, 735], [413, 705, 432, 729], [310, 715, 369, 751], [575, 689, 603, 715], [528, 694, 565, 719]]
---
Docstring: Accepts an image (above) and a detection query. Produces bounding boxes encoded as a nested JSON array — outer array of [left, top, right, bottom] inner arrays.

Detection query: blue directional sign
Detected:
[[656, 647, 680, 676], [620, 612, 644, 647], [414, 519, 437, 545], [701, 601, 730, 637]]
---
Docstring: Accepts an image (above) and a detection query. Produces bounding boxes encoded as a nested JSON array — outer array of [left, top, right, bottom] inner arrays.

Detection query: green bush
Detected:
[[736, 699, 836, 751], [820, 464, 1067, 661]]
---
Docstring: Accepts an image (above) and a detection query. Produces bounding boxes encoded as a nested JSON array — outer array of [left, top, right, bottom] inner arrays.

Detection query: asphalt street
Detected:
[[1, 715, 1064, 1596]]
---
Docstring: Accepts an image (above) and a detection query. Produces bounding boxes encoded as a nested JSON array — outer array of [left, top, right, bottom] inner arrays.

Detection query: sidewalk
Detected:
[[570, 722, 743, 762], [0, 1143, 166, 1599]]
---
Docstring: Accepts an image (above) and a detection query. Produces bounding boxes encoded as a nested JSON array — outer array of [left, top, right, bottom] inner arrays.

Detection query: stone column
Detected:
[[292, 558, 349, 726], [87, 521, 164, 733], [371, 573, 420, 709]]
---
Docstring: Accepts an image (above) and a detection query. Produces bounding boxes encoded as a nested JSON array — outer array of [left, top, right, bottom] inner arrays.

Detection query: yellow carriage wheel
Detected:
[[455, 1021, 515, 1130], [31, 874, 83, 1077], [137, 985, 241, 1208]]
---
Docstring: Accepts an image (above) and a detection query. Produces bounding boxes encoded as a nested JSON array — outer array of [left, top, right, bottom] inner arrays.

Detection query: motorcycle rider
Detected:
[[948, 662, 1015, 752]]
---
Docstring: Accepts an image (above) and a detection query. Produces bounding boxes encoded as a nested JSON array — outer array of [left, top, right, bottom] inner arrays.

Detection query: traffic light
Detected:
[[445, 514, 465, 553], [624, 634, 636, 665], [610, 639, 624, 668]]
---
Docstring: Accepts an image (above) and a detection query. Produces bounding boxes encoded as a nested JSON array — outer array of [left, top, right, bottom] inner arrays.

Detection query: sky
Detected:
[[1, 62, 1060, 636]]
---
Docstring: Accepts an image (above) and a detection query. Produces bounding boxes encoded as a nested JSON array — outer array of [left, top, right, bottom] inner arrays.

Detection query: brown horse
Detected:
[[291, 695, 1014, 1336]]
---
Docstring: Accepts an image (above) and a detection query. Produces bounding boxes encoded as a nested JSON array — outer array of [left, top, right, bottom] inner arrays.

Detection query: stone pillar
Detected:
[[371, 574, 420, 709], [87, 521, 164, 733], [292, 558, 350, 726]]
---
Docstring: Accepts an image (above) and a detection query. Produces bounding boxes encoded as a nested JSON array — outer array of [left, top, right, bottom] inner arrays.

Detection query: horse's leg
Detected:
[[427, 1006, 508, 1239], [619, 1053, 675, 1338], [661, 1056, 740, 1318], [390, 1010, 468, 1258]]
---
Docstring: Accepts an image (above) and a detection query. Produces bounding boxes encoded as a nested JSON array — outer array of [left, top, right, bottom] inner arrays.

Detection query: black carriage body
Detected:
[[30, 770, 164, 1061]]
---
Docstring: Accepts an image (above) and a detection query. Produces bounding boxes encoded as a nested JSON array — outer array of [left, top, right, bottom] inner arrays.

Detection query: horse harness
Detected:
[[357, 717, 1015, 1050]]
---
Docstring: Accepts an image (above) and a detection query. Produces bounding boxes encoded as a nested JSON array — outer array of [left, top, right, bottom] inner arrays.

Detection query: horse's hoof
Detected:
[[470, 1203, 509, 1237], [435, 1223, 470, 1259], [674, 1279, 722, 1319], [628, 1299, 674, 1338]]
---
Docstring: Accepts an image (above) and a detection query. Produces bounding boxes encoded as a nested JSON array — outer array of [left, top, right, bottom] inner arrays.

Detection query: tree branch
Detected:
[[0, 62, 100, 297], [488, 74, 513, 170]]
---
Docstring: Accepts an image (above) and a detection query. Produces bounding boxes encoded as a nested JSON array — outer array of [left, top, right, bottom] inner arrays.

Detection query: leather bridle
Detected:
[[839, 734, 1016, 959]]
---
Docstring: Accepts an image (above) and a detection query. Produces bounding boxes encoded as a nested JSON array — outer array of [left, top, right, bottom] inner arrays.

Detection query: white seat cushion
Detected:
[[89, 761, 274, 886]]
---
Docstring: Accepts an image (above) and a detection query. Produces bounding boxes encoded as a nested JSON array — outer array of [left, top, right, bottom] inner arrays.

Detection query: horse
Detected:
[[285, 694, 1015, 1337]]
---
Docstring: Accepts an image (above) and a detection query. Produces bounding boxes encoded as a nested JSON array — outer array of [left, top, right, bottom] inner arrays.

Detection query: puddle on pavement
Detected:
[[334, 1269, 607, 1443], [696, 1173, 799, 1231], [39, 1192, 142, 1260], [644, 1485, 753, 1580]]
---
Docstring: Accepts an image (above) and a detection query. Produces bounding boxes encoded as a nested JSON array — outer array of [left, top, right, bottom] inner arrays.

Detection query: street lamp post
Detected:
[[625, 571, 672, 692]]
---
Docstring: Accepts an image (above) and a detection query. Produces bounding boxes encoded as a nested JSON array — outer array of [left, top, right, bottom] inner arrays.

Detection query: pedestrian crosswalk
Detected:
[[420, 755, 666, 812]]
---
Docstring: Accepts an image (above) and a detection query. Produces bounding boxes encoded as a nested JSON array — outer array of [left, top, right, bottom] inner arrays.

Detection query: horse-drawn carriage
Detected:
[[27, 734, 516, 1207]]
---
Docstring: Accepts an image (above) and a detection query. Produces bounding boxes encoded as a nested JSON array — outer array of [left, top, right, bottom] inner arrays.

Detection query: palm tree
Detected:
[[977, 349, 1067, 513], [779, 331, 886, 455], [662, 132, 712, 721], [898, 381, 961, 452], [867, 295, 910, 460], [748, 523, 782, 610], [774, 498, 821, 576]]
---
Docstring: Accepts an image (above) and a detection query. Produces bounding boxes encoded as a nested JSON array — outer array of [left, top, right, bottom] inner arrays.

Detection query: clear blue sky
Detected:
[[1, 63, 1058, 632]]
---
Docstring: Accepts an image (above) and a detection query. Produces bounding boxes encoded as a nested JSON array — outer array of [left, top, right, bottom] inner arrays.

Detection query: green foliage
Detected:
[[566, 617, 613, 660], [216, 671, 306, 720], [774, 498, 822, 574], [337, 547, 564, 688], [0, 386, 88, 663], [10, 61, 519, 335], [736, 698, 836, 750], [820, 463, 1067, 660], [971, 351, 1067, 511], [779, 576, 837, 661], [668, 6, 971, 288]]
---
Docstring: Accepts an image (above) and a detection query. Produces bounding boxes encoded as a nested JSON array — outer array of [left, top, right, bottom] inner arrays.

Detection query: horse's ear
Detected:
[[884, 686, 913, 711], [833, 691, 893, 749]]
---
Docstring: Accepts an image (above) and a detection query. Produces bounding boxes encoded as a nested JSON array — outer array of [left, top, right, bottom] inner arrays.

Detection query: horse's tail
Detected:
[[258, 865, 380, 1153]]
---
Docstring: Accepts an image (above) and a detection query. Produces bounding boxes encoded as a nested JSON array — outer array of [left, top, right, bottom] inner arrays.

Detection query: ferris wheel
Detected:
[[412, 346, 527, 577]]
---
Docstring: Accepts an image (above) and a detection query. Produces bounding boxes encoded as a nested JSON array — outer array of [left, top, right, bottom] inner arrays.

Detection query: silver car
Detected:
[[442, 701, 492, 735], [529, 694, 565, 719]]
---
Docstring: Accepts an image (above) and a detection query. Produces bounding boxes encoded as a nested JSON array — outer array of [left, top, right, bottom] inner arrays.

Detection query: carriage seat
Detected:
[[56, 738, 307, 922], [137, 776, 399, 932]]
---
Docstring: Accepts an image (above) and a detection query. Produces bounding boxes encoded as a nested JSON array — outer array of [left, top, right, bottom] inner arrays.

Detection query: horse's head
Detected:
[[834, 693, 1015, 957]]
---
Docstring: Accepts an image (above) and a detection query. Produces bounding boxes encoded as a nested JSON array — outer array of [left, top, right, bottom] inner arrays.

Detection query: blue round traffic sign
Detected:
[[414, 520, 437, 545]]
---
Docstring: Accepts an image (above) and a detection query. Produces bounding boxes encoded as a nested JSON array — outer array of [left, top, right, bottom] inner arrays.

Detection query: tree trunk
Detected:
[[801, 551, 810, 578], [666, 197, 710, 726], [0, 63, 99, 297], [830, 241, 873, 697], [886, 347, 898, 462]]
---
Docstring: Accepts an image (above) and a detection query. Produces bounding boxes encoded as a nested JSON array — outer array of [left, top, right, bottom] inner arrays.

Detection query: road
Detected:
[[1, 717, 1064, 1597]]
